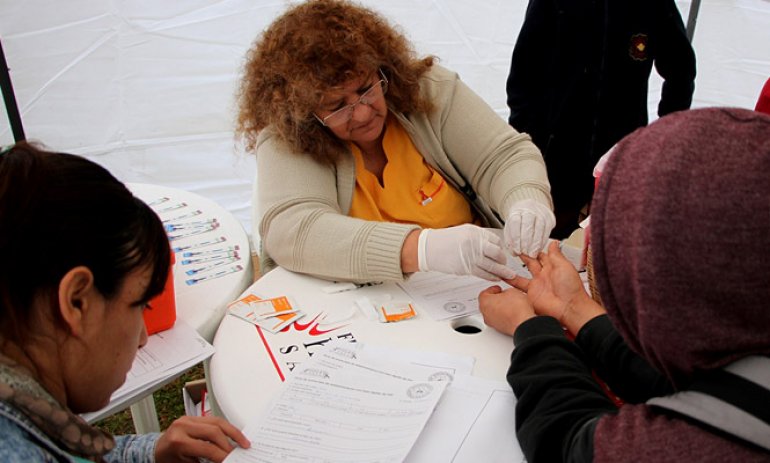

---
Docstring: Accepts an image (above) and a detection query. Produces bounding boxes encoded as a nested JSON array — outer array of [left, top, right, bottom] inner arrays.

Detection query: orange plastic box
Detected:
[[143, 250, 177, 334]]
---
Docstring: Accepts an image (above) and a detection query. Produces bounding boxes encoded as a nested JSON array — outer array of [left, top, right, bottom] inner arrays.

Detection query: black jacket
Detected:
[[506, 0, 696, 236], [509, 315, 674, 462]]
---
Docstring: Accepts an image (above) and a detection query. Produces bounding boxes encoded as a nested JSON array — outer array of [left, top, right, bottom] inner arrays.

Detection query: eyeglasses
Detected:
[[314, 70, 389, 128]]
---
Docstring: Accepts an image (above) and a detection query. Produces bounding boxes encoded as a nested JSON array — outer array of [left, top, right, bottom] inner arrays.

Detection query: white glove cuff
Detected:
[[505, 198, 553, 219], [417, 229, 431, 272]]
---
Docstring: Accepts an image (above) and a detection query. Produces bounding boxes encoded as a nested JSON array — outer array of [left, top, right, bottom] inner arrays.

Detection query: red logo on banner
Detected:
[[281, 313, 348, 336], [256, 313, 356, 381]]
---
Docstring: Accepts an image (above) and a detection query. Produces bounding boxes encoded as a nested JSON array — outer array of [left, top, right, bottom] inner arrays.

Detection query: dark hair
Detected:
[[236, 0, 435, 164], [0, 142, 170, 344]]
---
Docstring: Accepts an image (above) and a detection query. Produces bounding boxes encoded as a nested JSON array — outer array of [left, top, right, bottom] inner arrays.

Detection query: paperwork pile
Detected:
[[82, 320, 215, 423], [225, 342, 525, 463]]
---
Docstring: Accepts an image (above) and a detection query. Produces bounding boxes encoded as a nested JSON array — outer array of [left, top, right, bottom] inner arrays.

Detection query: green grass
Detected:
[[93, 363, 206, 435]]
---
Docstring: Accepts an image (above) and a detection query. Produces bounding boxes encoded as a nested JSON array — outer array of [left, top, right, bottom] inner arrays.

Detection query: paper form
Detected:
[[360, 343, 475, 380], [405, 374, 525, 463], [397, 271, 494, 320], [82, 320, 215, 423], [398, 255, 531, 321], [225, 345, 447, 463], [112, 320, 213, 400]]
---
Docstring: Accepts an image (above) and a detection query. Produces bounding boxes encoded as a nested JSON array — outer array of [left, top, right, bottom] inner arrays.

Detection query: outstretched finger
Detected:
[[217, 419, 250, 449], [548, 240, 572, 264], [521, 253, 542, 276]]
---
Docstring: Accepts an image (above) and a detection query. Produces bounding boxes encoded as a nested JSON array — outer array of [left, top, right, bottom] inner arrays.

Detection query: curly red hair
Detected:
[[236, 0, 434, 164]]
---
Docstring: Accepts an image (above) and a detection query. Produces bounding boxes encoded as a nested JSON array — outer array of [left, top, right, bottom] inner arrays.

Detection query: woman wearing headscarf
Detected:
[[478, 107, 770, 461]]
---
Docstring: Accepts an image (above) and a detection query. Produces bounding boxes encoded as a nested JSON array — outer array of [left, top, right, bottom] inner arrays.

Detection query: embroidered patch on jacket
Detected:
[[629, 34, 649, 61]]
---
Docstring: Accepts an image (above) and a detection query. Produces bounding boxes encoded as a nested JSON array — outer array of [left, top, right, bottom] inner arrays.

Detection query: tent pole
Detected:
[[685, 0, 702, 42], [0, 38, 26, 143]]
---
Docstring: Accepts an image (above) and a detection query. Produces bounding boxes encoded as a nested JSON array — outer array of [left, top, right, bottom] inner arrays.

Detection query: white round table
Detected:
[[129, 183, 254, 342], [117, 183, 254, 433], [209, 267, 515, 428]]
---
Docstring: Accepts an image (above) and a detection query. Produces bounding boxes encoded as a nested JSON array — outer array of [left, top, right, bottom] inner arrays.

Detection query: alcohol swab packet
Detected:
[[228, 294, 304, 333]]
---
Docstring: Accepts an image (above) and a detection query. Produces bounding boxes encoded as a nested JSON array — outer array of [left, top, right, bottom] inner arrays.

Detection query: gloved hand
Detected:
[[504, 199, 555, 257], [417, 224, 516, 281]]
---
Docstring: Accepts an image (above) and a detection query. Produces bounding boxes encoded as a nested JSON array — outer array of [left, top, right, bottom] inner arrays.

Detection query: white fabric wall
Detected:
[[2, 0, 769, 238]]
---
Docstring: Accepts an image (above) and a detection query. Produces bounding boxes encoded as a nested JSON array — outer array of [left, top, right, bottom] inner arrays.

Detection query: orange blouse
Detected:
[[348, 115, 475, 228]]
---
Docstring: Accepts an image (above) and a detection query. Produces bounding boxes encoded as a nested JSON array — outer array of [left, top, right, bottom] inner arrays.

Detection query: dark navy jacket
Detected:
[[506, 0, 696, 237]]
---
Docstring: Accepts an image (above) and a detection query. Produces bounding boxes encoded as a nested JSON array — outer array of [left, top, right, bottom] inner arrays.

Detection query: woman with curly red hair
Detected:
[[237, 0, 555, 283]]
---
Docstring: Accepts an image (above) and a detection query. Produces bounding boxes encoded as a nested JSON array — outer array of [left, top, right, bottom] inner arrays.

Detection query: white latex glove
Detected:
[[417, 224, 516, 281], [504, 198, 556, 257]]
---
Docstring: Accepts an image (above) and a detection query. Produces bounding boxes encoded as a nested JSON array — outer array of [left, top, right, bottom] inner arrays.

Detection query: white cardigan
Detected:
[[254, 65, 551, 282]]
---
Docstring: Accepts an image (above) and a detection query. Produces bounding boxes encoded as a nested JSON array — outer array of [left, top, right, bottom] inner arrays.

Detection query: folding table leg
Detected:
[[130, 395, 161, 433]]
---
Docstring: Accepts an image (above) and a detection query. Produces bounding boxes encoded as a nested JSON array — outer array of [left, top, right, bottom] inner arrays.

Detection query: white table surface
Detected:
[[129, 183, 254, 342], [104, 183, 254, 432], [209, 267, 516, 429]]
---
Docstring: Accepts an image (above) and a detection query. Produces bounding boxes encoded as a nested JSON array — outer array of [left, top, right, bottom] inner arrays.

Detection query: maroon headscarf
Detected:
[[591, 107, 770, 389]]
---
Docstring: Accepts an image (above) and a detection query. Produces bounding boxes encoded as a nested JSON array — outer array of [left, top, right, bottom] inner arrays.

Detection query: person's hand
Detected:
[[154, 415, 250, 463], [506, 241, 604, 334], [503, 199, 555, 257], [478, 285, 536, 336], [417, 225, 516, 281]]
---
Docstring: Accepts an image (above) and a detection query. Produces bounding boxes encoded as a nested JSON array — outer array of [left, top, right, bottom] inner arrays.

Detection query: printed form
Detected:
[[225, 343, 449, 463], [225, 342, 526, 462], [82, 320, 215, 423], [398, 256, 531, 321], [406, 374, 525, 463]]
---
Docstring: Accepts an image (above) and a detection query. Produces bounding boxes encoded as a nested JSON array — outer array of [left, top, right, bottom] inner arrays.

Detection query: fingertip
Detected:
[[221, 422, 251, 448], [481, 285, 503, 295], [237, 436, 252, 449], [549, 240, 561, 253], [509, 275, 530, 291]]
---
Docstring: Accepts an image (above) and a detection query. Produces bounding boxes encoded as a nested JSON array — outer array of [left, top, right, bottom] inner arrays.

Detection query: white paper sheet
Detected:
[[405, 374, 525, 463], [116, 320, 214, 398], [82, 320, 215, 422], [397, 271, 495, 320], [397, 255, 532, 321], [226, 344, 448, 463]]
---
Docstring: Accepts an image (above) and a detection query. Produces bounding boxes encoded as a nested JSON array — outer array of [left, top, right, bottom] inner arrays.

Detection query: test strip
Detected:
[[155, 202, 187, 213], [185, 257, 240, 274], [185, 265, 243, 285], [147, 196, 170, 207], [168, 224, 217, 241], [183, 245, 239, 257], [172, 236, 227, 253], [162, 209, 203, 223], [181, 252, 239, 265], [165, 219, 218, 232]]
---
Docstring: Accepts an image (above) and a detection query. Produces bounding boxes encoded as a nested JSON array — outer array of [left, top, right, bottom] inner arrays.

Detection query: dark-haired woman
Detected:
[[0, 142, 249, 462]]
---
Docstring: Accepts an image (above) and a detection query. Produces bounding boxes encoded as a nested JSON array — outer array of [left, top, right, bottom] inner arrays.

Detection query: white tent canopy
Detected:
[[2, 0, 769, 238]]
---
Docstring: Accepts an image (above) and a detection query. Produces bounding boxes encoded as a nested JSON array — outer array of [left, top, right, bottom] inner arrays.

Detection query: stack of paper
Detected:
[[225, 342, 526, 463], [229, 294, 306, 333], [82, 320, 215, 423]]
